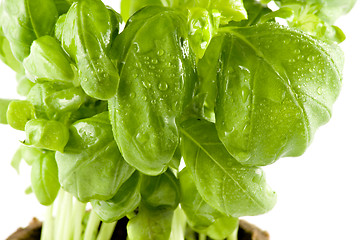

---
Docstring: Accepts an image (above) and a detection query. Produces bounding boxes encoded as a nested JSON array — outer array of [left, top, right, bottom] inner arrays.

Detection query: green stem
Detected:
[[40, 205, 54, 240], [62, 192, 74, 240], [227, 223, 239, 240], [170, 207, 187, 240], [199, 233, 207, 240], [56, 190, 73, 240], [96, 221, 117, 240], [72, 199, 87, 240], [55, 190, 65, 240], [84, 210, 101, 240]]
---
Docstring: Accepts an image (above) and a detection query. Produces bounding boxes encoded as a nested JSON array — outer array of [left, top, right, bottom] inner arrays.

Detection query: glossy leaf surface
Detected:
[[211, 23, 343, 166], [0, 98, 12, 124], [109, 7, 196, 175], [179, 168, 223, 229], [178, 0, 247, 24], [23, 36, 76, 83], [120, 0, 163, 21], [6, 100, 35, 131], [180, 118, 277, 217], [0, 28, 22, 72], [275, 0, 357, 24], [55, 112, 134, 202], [202, 216, 239, 240], [54, 0, 75, 15], [16, 72, 35, 96], [120, 0, 247, 24], [91, 171, 141, 223], [31, 151, 60, 206], [0, 0, 58, 61], [25, 119, 69, 152], [140, 169, 180, 210], [127, 205, 174, 240], [58, 0, 120, 100]]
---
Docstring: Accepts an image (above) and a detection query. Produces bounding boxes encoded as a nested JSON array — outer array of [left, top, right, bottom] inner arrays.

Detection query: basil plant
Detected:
[[0, 0, 355, 239]]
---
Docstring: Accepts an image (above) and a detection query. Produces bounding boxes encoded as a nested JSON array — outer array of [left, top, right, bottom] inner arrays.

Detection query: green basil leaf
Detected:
[[120, 0, 163, 21], [55, 112, 134, 202], [26, 82, 90, 124], [6, 100, 35, 131], [169, 146, 182, 170], [127, 205, 174, 240], [109, 6, 196, 175], [11, 147, 23, 173], [31, 151, 60, 206], [236, 0, 272, 27], [212, 23, 342, 166], [25, 119, 69, 152], [54, 0, 75, 15], [180, 118, 276, 217], [201, 216, 239, 240], [120, 0, 247, 24], [196, 36, 224, 117], [0, 98, 12, 124], [44, 87, 87, 114], [58, 0, 120, 100], [16, 72, 35, 96], [179, 0, 247, 24], [26, 82, 72, 120], [0, 26, 22, 72], [179, 168, 223, 230], [275, 0, 356, 24], [91, 171, 141, 223], [12, 145, 44, 167], [0, 0, 58, 61], [188, 8, 219, 60], [23, 36, 76, 84], [141, 169, 180, 210]]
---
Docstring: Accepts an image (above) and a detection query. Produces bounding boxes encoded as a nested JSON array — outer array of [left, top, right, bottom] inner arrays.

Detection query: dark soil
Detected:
[[7, 218, 42, 240], [7, 218, 269, 240]]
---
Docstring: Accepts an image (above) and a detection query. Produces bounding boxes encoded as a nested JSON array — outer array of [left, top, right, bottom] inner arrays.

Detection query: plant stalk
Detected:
[[96, 221, 117, 240], [84, 209, 101, 240]]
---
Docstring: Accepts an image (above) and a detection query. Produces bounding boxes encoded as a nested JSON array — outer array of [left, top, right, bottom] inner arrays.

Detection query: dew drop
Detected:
[[317, 87, 323, 95], [151, 59, 158, 64], [307, 56, 315, 62], [132, 73, 138, 78], [241, 87, 250, 103], [158, 82, 168, 91], [157, 49, 165, 56], [142, 81, 151, 89], [242, 123, 249, 133], [133, 43, 140, 53], [288, 58, 295, 63], [130, 92, 136, 99], [294, 49, 301, 54], [136, 132, 149, 144]]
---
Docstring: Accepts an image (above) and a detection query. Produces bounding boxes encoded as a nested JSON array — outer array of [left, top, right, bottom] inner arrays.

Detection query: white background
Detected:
[[0, 0, 359, 239]]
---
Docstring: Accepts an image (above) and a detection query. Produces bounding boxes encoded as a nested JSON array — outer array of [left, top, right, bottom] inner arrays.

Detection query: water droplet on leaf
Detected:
[[158, 82, 168, 91], [157, 49, 164, 56]]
